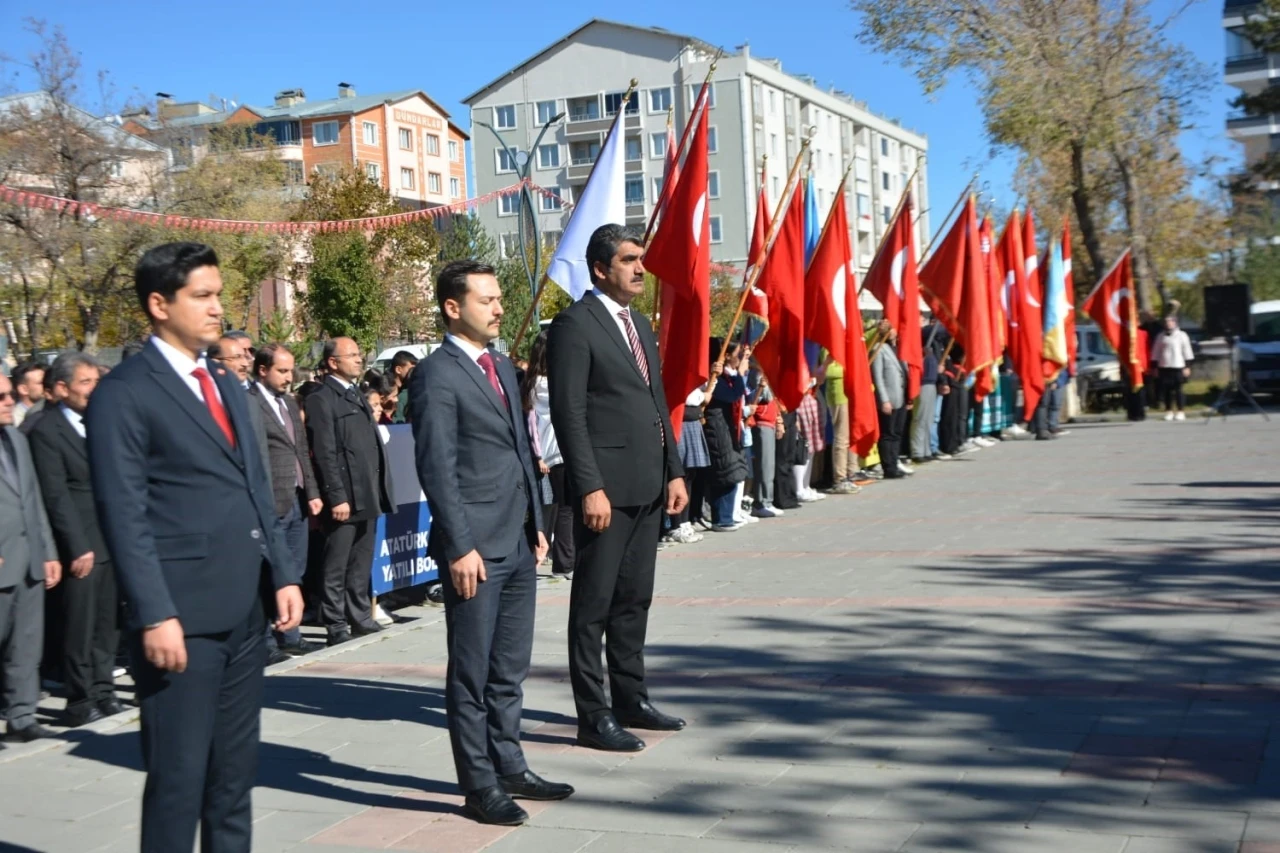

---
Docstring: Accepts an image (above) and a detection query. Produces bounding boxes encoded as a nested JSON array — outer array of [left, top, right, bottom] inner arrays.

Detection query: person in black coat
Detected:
[[547, 224, 688, 753], [27, 351, 124, 727], [303, 337, 394, 646]]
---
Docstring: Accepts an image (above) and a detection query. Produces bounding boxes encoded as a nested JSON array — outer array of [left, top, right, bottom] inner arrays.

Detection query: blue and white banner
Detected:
[[370, 424, 439, 596]]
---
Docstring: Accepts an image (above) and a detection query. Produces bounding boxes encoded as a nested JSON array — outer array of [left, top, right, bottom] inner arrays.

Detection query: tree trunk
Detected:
[[1069, 141, 1107, 291], [1113, 151, 1158, 314]]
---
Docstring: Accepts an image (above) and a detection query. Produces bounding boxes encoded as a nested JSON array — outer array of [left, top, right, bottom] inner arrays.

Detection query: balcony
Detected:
[[566, 113, 641, 140], [567, 160, 596, 182], [1227, 110, 1275, 131], [1227, 51, 1269, 74]]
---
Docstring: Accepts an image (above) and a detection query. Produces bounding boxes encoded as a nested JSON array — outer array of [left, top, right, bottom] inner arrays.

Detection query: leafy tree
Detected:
[[304, 231, 383, 352]]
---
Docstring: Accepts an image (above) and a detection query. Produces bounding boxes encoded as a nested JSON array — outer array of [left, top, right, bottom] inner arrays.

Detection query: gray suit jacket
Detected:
[[0, 425, 56, 587], [247, 383, 320, 518], [871, 345, 909, 410], [408, 339, 542, 565]]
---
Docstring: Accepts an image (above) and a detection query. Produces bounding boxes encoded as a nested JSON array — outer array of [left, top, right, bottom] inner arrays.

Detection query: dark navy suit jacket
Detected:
[[87, 340, 295, 635], [408, 338, 541, 566]]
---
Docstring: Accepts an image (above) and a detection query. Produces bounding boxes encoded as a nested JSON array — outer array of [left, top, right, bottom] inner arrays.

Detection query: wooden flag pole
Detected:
[[511, 78, 639, 355]]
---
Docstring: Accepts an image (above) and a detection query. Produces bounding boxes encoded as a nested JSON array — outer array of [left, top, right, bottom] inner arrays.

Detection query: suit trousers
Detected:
[[134, 598, 266, 853], [441, 535, 535, 792], [751, 426, 776, 507], [267, 499, 307, 649], [319, 517, 376, 634], [569, 497, 662, 722], [63, 558, 120, 714], [877, 407, 908, 477], [0, 575, 43, 727], [910, 386, 938, 460]]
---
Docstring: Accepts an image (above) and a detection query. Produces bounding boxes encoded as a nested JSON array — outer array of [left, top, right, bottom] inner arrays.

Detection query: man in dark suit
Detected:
[[548, 223, 689, 753], [249, 343, 324, 663], [27, 351, 125, 727], [87, 241, 302, 853], [304, 336, 393, 646], [410, 260, 571, 825], [0, 370, 60, 746]]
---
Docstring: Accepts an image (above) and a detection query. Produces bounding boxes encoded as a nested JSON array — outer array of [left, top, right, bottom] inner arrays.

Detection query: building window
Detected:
[[880, 137, 889, 156], [625, 176, 644, 205], [649, 87, 672, 113], [570, 140, 600, 165], [653, 176, 664, 199], [366, 162, 380, 183], [857, 193, 870, 217], [399, 128, 413, 150], [313, 120, 339, 146], [882, 205, 891, 224], [567, 96, 600, 122], [313, 163, 341, 179], [625, 136, 643, 161], [428, 172, 442, 193], [605, 91, 640, 116], [536, 99, 558, 124], [494, 105, 517, 129], [538, 144, 560, 169], [689, 83, 717, 108], [770, 133, 778, 158], [542, 230, 563, 249], [768, 90, 776, 114], [540, 193, 563, 212], [285, 160, 304, 184], [448, 139, 459, 161], [708, 171, 720, 199], [496, 148, 516, 173], [772, 176, 780, 199], [500, 233, 519, 259], [426, 134, 440, 156], [707, 126, 718, 154], [829, 152, 835, 173], [709, 215, 723, 243], [362, 121, 378, 146], [499, 194, 519, 216], [107, 161, 124, 178], [882, 172, 891, 191], [400, 167, 415, 190], [450, 177, 461, 198], [650, 132, 667, 159]]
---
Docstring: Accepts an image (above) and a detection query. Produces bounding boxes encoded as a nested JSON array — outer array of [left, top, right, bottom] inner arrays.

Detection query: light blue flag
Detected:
[[804, 171, 820, 264], [1041, 239, 1069, 368]]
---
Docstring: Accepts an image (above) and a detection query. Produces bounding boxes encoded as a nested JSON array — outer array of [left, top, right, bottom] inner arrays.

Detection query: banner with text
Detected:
[[370, 424, 438, 596]]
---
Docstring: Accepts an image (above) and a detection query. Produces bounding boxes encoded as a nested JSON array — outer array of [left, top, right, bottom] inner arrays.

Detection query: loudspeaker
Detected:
[[1203, 283, 1253, 339]]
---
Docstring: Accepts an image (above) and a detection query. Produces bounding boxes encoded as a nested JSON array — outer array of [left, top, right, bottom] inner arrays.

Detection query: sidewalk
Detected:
[[2, 414, 1279, 852]]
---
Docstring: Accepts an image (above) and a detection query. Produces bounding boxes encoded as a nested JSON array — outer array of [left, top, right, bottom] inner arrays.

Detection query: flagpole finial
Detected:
[[804, 124, 818, 141], [629, 78, 639, 89]]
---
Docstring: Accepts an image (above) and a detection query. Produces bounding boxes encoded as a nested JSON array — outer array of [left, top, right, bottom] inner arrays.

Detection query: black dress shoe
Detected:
[[327, 629, 351, 647], [97, 697, 129, 717], [463, 786, 529, 825], [499, 769, 574, 801], [351, 621, 384, 636], [7, 722, 55, 742], [577, 714, 646, 752], [65, 706, 104, 728], [281, 638, 322, 656], [615, 700, 686, 731], [267, 648, 291, 666]]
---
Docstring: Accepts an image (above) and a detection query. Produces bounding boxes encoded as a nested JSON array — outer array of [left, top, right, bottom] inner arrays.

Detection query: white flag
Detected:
[[546, 110, 627, 300]]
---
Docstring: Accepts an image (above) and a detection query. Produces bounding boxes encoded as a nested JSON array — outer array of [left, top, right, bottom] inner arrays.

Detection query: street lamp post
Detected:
[[478, 112, 565, 323]]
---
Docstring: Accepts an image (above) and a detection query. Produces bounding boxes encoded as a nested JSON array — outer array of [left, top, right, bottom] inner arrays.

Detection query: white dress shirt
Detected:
[[150, 335, 223, 404], [258, 382, 288, 427], [329, 374, 353, 391], [591, 288, 633, 344], [61, 403, 86, 438], [446, 333, 488, 371]]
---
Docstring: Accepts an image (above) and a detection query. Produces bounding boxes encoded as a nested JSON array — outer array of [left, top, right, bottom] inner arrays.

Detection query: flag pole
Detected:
[[512, 78, 639, 355], [708, 137, 812, 397], [649, 105, 677, 329]]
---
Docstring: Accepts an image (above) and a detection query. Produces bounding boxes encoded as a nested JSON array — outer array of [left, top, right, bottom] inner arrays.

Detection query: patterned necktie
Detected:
[[192, 367, 236, 448], [277, 395, 304, 488], [618, 309, 651, 384], [477, 352, 508, 410]]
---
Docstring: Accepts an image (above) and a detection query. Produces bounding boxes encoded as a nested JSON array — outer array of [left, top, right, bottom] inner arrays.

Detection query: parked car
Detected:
[[1075, 322, 1123, 409], [1238, 300, 1280, 395], [372, 343, 440, 374]]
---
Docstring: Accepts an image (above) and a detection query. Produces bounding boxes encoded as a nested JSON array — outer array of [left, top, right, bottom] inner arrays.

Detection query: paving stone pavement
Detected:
[[2, 414, 1279, 852]]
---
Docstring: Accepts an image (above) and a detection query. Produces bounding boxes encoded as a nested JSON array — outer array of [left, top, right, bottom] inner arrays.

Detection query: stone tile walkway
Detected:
[[2, 414, 1279, 852]]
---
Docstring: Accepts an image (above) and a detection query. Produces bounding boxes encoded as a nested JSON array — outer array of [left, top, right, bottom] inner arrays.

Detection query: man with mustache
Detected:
[[547, 224, 689, 753]]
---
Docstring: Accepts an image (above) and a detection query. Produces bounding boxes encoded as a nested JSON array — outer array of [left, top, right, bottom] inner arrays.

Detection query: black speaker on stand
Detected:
[[1201, 284, 1269, 422]]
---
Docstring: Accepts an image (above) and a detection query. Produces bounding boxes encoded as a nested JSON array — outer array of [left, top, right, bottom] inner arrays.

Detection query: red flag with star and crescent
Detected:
[[862, 191, 922, 398]]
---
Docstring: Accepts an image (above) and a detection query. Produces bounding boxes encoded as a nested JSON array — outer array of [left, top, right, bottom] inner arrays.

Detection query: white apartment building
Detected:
[[463, 19, 929, 296]]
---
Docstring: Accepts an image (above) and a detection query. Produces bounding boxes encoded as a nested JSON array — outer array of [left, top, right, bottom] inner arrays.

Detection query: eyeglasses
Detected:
[[333, 353, 362, 361], [0, 391, 12, 401]]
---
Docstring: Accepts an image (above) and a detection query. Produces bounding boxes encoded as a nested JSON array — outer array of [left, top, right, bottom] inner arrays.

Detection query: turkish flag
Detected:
[[752, 180, 809, 410], [1083, 250, 1144, 391], [805, 192, 849, 369], [919, 195, 996, 399], [742, 172, 771, 341], [845, 276, 880, 457], [863, 192, 922, 398], [644, 107, 711, 442], [998, 210, 1045, 420]]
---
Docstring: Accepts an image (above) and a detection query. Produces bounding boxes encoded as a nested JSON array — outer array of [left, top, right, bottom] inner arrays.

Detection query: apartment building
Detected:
[[463, 19, 928, 292], [125, 84, 469, 208], [1225, 0, 1280, 196]]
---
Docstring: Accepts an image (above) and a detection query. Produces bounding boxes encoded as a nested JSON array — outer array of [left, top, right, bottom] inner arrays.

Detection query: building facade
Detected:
[[1225, 0, 1274, 187], [463, 19, 929, 298]]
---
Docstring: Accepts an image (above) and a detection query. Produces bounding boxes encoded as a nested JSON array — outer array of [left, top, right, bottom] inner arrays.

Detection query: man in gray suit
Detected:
[[410, 260, 570, 826], [0, 371, 61, 744], [870, 321, 911, 480]]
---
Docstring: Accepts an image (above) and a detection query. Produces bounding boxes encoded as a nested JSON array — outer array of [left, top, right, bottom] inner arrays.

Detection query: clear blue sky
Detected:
[[1, 0, 1237, 237]]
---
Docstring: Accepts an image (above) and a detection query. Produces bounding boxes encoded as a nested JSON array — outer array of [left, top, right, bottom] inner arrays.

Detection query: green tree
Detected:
[[304, 231, 383, 352]]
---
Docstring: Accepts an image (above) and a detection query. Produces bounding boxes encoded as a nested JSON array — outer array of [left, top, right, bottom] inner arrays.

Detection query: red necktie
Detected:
[[477, 352, 508, 410], [192, 366, 236, 448]]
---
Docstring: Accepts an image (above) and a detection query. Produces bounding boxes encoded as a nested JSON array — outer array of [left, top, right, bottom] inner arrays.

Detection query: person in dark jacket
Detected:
[[703, 338, 750, 530]]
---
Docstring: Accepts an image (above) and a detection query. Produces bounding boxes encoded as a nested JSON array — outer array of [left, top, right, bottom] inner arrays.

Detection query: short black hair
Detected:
[[253, 343, 290, 378], [586, 223, 643, 285], [360, 368, 394, 397], [390, 350, 419, 371], [134, 242, 220, 321], [436, 260, 497, 320], [13, 360, 44, 387]]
